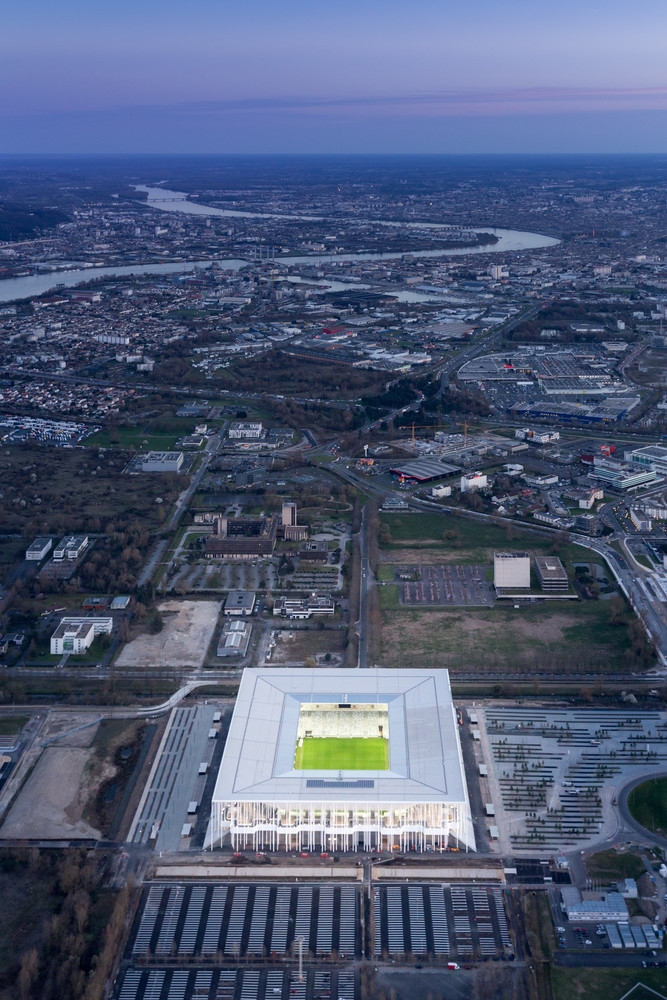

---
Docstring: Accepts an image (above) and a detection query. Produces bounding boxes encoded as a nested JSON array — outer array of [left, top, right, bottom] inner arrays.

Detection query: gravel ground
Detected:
[[116, 599, 222, 668]]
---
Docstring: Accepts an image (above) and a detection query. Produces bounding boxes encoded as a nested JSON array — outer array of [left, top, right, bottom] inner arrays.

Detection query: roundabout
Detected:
[[618, 770, 667, 851]]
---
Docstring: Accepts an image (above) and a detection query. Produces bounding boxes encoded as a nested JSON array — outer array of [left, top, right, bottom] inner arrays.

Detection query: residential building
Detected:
[[460, 471, 487, 493]]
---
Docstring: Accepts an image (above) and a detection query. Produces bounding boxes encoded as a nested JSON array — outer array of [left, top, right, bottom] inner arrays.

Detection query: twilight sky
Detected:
[[2, 0, 667, 153]]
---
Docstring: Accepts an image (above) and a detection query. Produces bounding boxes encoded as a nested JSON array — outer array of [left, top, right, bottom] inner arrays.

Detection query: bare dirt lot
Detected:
[[0, 743, 102, 840], [270, 627, 346, 666], [379, 547, 469, 565], [379, 603, 631, 675], [116, 599, 222, 668]]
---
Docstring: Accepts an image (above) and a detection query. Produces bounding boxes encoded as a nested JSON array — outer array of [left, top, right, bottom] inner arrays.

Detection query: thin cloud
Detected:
[[177, 86, 667, 118]]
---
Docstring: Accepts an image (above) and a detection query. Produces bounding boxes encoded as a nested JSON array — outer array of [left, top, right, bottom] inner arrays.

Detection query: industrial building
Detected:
[[494, 552, 531, 590], [389, 457, 459, 483], [534, 556, 569, 592], [25, 536, 52, 561], [208, 667, 475, 853], [140, 451, 184, 473], [216, 620, 252, 657], [204, 516, 277, 560], [223, 591, 256, 616]]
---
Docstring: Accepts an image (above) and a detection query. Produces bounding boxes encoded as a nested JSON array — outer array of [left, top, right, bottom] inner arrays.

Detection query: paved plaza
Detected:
[[471, 705, 667, 854]]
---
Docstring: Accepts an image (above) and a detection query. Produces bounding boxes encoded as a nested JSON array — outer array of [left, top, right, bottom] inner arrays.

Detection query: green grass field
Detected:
[[294, 737, 389, 770], [628, 778, 667, 837]]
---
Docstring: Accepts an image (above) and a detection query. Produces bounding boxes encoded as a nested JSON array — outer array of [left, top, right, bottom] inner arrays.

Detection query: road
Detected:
[[136, 431, 221, 592], [357, 504, 373, 669], [167, 431, 220, 531], [576, 536, 667, 669]]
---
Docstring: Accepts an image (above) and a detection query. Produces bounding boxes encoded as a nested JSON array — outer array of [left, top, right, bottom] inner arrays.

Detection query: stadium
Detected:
[[208, 667, 475, 853]]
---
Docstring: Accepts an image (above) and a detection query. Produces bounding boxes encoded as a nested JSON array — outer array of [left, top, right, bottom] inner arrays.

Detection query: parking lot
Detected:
[[129, 881, 361, 960], [117, 968, 357, 1000], [373, 883, 512, 959], [399, 564, 493, 607]]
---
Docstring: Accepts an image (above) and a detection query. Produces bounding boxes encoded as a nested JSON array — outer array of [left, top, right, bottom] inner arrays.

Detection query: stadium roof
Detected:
[[212, 667, 469, 805]]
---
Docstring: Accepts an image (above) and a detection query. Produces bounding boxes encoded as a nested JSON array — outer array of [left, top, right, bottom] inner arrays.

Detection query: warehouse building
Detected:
[[216, 620, 252, 658], [208, 667, 475, 853]]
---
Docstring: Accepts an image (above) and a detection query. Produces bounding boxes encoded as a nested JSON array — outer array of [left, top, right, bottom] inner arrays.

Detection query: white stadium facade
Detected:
[[208, 667, 475, 853]]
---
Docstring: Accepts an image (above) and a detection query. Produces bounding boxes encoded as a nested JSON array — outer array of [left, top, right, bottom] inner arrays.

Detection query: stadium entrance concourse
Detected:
[[208, 667, 475, 853]]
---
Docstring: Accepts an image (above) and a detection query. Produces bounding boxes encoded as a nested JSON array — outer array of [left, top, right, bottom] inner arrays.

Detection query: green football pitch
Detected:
[[294, 737, 389, 771]]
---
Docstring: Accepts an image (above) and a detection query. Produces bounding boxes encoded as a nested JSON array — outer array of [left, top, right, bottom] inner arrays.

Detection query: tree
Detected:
[[18, 948, 39, 1000], [608, 594, 625, 626]]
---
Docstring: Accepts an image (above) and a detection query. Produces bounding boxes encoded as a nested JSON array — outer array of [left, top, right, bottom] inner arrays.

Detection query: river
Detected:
[[0, 186, 559, 304]]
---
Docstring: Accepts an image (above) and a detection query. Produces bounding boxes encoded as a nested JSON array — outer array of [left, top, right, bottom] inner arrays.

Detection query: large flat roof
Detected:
[[212, 667, 468, 805], [388, 457, 460, 482]]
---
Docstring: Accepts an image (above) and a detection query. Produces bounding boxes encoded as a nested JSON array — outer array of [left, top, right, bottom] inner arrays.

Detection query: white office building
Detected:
[[228, 422, 264, 440], [494, 552, 531, 590]]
